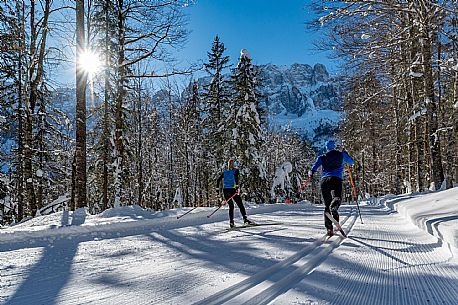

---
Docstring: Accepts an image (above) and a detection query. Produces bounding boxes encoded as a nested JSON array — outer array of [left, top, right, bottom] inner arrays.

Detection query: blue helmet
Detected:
[[233, 161, 239, 167], [325, 140, 336, 152]]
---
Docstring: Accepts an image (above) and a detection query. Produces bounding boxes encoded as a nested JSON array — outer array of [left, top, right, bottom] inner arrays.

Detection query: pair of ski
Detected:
[[325, 212, 347, 238], [224, 214, 347, 237], [225, 222, 283, 231]]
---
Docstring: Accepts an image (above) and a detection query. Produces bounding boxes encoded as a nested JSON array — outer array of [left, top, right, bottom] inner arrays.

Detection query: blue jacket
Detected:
[[217, 168, 240, 189], [311, 150, 354, 180]]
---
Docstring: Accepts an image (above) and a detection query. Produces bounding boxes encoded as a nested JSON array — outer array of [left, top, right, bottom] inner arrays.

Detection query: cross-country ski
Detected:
[[325, 212, 347, 238], [224, 222, 284, 231]]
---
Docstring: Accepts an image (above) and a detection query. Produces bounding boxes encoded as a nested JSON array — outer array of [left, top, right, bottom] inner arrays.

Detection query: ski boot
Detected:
[[230, 221, 235, 228], [327, 228, 334, 237], [243, 217, 255, 226]]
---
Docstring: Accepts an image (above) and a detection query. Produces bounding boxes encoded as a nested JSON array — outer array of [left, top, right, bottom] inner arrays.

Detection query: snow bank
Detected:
[[0, 202, 310, 244], [383, 187, 458, 250]]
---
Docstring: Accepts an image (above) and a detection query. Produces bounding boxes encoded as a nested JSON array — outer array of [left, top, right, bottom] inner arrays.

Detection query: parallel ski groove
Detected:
[[313, 205, 458, 305], [194, 211, 356, 305], [240, 214, 358, 305]]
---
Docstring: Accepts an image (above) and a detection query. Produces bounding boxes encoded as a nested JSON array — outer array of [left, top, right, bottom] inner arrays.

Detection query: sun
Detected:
[[79, 50, 102, 77]]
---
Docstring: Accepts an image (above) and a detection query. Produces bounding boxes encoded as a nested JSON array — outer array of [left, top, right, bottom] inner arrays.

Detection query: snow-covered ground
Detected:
[[1, 188, 458, 305]]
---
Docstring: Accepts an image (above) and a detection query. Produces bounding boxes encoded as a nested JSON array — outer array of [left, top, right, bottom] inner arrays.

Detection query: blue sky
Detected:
[[175, 0, 335, 72], [58, 0, 336, 86]]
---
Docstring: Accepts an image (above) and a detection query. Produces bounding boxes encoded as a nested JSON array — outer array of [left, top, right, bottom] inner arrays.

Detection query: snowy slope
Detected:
[[1, 189, 458, 305], [379, 188, 458, 250]]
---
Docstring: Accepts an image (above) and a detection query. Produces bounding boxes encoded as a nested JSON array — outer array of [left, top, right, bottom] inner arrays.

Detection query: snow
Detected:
[[173, 187, 183, 207], [36, 169, 44, 178], [271, 162, 293, 199], [1, 188, 458, 304], [240, 49, 251, 60], [408, 108, 426, 122], [409, 71, 423, 78], [269, 109, 342, 148], [382, 188, 458, 250]]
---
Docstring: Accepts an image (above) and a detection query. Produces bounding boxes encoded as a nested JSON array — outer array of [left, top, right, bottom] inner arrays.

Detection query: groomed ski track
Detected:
[[1, 197, 458, 305]]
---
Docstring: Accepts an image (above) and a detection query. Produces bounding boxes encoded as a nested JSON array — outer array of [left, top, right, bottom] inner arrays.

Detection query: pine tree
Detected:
[[89, 0, 118, 212], [174, 81, 204, 207], [202, 35, 231, 169], [229, 49, 267, 203]]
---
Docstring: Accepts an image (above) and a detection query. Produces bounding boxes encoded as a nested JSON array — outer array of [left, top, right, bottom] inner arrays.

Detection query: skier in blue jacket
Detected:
[[309, 140, 355, 236], [217, 159, 254, 228]]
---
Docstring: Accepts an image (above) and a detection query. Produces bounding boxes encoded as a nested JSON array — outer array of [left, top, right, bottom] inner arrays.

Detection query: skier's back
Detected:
[[309, 140, 354, 236], [217, 160, 254, 228]]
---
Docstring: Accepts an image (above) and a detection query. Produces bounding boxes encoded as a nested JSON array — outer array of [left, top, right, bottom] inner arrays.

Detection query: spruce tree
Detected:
[[229, 49, 267, 203], [202, 35, 231, 170], [88, 0, 118, 212], [175, 81, 203, 207]]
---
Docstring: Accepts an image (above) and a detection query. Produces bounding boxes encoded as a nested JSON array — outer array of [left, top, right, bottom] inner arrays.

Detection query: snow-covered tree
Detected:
[[202, 35, 232, 169], [270, 162, 293, 202], [89, 0, 118, 212], [229, 49, 267, 202], [110, 0, 189, 207], [175, 81, 205, 207], [313, 0, 457, 194]]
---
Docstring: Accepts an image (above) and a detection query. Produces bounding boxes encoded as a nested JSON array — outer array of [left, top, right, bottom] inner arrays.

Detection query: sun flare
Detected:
[[79, 50, 102, 77]]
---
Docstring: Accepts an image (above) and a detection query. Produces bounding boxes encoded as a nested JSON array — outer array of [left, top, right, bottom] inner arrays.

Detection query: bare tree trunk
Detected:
[[24, 0, 37, 216], [422, 30, 444, 189], [101, 0, 110, 211], [74, 0, 88, 209], [454, 70, 458, 183], [16, 0, 25, 221], [408, 21, 424, 192], [114, 0, 126, 208], [361, 149, 366, 195], [37, 89, 45, 211], [414, 118, 424, 191], [407, 96, 416, 192], [25, 0, 51, 215], [394, 94, 403, 194], [136, 79, 144, 207]]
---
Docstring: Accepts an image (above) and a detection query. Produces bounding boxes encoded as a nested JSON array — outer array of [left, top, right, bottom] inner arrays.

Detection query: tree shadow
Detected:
[[282, 254, 458, 305], [5, 211, 86, 305]]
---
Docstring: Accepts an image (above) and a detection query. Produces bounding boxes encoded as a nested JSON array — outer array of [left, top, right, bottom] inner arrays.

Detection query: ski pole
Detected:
[[296, 177, 312, 193], [177, 194, 220, 219], [347, 166, 363, 224], [206, 192, 238, 218]]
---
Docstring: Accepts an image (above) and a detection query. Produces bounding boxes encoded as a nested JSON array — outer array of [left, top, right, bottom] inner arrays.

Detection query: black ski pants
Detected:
[[223, 188, 247, 222], [320, 176, 342, 230]]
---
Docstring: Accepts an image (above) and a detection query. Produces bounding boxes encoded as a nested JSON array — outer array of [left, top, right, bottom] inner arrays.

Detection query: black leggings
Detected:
[[223, 188, 247, 222], [320, 176, 342, 230]]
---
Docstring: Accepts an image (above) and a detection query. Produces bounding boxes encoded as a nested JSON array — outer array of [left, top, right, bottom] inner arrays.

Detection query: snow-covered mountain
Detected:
[[257, 63, 343, 148]]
